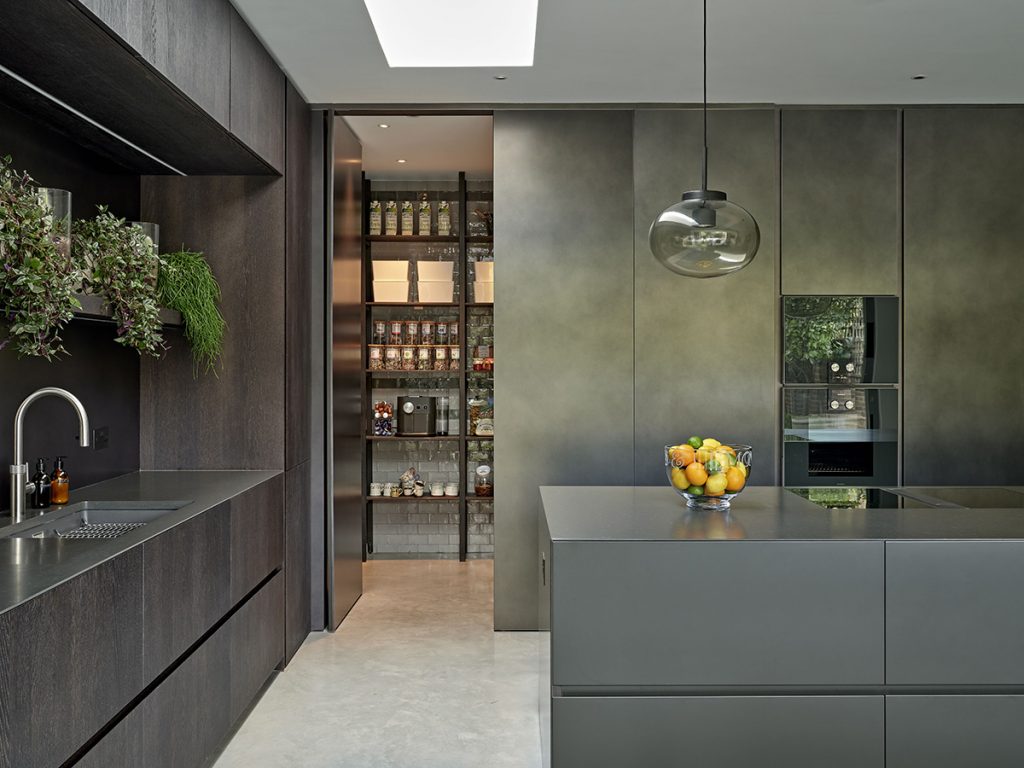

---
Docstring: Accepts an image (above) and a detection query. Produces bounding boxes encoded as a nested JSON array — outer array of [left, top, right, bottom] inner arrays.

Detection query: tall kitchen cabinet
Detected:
[[780, 109, 900, 295], [903, 108, 1024, 485]]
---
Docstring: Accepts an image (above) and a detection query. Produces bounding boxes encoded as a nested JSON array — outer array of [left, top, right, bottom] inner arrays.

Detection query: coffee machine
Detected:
[[397, 396, 437, 436]]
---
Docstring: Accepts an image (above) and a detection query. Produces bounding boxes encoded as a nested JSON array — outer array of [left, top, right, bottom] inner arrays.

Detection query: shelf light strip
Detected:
[[0, 63, 186, 176]]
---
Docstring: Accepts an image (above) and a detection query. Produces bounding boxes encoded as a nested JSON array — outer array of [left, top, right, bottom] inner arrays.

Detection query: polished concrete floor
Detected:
[[214, 560, 542, 768]]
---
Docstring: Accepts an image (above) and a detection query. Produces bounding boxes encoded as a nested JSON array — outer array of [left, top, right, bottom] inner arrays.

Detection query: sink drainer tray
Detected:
[[59, 522, 147, 539]]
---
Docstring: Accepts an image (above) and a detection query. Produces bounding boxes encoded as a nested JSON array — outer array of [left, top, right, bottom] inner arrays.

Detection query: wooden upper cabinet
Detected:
[[229, 6, 286, 172], [781, 109, 900, 295], [81, 0, 232, 128]]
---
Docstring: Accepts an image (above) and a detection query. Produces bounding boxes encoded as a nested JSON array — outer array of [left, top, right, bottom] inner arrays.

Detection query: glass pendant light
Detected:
[[649, 0, 760, 278]]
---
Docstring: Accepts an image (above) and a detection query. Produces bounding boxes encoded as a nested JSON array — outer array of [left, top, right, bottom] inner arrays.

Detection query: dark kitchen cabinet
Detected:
[[0, 547, 144, 768], [887, 696, 1024, 768], [285, 461, 312, 662], [230, 474, 284, 605], [230, 572, 285, 720], [886, 541, 1024, 685], [903, 108, 1024, 484], [781, 109, 900, 295], [230, 7, 286, 172], [142, 501, 231, 682], [73, 708, 145, 768], [551, 695, 884, 768]]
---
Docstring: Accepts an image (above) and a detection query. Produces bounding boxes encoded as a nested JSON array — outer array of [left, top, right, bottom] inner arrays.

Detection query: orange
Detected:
[[670, 445, 695, 467], [705, 488, 725, 497], [725, 467, 746, 492], [684, 462, 708, 487]]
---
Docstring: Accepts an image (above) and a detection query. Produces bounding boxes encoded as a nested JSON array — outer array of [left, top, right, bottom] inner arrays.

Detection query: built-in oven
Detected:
[[783, 387, 898, 487], [783, 296, 899, 386]]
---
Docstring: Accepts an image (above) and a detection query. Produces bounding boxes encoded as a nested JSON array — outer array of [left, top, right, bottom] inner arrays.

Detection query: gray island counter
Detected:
[[540, 486, 1024, 768]]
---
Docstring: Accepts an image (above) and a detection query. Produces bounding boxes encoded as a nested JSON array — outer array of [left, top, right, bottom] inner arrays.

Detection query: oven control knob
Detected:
[[402, 401, 416, 414], [830, 400, 840, 410], [845, 400, 855, 410], [830, 362, 841, 372], [845, 363, 855, 372]]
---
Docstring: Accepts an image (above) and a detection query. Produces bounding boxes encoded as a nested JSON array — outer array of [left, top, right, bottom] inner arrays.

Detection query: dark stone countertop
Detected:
[[0, 470, 280, 616], [541, 486, 1024, 542]]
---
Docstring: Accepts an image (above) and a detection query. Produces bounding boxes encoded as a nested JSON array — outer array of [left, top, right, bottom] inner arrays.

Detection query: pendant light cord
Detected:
[[701, 0, 708, 192]]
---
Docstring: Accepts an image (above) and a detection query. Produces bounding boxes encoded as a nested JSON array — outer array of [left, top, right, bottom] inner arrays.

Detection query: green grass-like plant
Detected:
[[157, 249, 225, 375]]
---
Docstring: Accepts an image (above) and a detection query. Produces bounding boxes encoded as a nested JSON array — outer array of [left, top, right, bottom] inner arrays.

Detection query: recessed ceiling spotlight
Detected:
[[378, 122, 390, 128], [397, 159, 407, 164], [494, 75, 508, 81], [912, 74, 927, 80]]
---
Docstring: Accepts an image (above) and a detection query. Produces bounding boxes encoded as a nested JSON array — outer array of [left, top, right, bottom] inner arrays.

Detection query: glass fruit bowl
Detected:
[[665, 439, 752, 509]]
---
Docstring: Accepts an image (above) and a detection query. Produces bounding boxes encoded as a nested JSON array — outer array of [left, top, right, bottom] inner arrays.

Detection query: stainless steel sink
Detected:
[[3, 500, 189, 540]]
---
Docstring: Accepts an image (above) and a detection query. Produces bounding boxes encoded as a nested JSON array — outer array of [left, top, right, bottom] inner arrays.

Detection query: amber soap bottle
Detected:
[[51, 455, 70, 506]]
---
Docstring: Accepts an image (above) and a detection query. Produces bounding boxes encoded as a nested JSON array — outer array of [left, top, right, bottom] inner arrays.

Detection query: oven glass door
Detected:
[[783, 296, 899, 385]]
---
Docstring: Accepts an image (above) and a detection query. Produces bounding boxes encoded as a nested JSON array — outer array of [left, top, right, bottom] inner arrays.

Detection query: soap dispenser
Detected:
[[30, 458, 51, 509], [51, 456, 70, 505]]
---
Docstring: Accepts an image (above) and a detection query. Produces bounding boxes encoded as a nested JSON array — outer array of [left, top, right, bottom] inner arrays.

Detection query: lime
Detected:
[[686, 436, 703, 450], [687, 485, 704, 496], [705, 459, 723, 474]]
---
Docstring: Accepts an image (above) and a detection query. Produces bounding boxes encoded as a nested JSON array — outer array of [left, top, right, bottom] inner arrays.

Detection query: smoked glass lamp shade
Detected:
[[649, 190, 760, 278]]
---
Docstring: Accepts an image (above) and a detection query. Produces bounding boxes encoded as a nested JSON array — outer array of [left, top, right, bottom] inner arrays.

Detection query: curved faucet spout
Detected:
[[10, 387, 91, 523]]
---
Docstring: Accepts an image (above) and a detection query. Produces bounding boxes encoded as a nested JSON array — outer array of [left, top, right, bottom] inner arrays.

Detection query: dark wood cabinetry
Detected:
[[0, 547, 144, 768], [230, 572, 285, 719], [230, 475, 285, 605], [285, 461, 312, 661], [142, 500, 231, 682], [229, 7, 286, 172]]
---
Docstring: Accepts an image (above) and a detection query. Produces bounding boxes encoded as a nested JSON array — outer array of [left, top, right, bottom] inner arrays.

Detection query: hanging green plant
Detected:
[[157, 248, 225, 375], [0, 155, 81, 359], [73, 207, 165, 356]]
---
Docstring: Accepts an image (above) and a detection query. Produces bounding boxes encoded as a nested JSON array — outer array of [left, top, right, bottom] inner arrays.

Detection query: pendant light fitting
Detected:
[[648, 0, 760, 278]]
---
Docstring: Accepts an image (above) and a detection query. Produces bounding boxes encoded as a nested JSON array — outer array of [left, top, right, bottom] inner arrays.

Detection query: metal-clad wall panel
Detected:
[[493, 111, 635, 630]]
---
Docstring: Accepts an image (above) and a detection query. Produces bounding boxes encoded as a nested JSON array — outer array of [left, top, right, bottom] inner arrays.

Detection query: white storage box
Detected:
[[373, 281, 410, 302], [372, 260, 409, 281], [416, 261, 454, 282], [417, 281, 454, 303], [474, 261, 494, 282], [473, 281, 494, 303]]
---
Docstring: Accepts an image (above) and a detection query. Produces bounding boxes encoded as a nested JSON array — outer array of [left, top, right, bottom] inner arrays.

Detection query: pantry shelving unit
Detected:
[[361, 172, 494, 561]]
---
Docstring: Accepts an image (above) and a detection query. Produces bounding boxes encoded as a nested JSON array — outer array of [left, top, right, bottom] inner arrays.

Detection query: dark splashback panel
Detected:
[[0, 107, 141, 504]]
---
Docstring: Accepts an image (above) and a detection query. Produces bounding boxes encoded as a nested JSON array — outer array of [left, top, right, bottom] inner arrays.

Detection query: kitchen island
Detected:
[[540, 485, 1024, 768]]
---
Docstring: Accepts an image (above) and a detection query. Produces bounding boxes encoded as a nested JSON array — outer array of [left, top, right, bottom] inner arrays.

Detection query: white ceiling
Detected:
[[231, 0, 1024, 105], [342, 115, 493, 178]]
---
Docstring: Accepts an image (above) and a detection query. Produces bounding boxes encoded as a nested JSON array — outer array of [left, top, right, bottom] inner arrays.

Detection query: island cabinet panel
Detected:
[[780, 109, 900, 295], [887, 696, 1024, 768], [551, 540, 884, 687], [229, 571, 285, 720], [0, 548, 144, 768], [229, 7, 286, 172], [551, 695, 884, 768], [886, 541, 1024, 684], [230, 473, 285, 605], [73, 708, 144, 768], [285, 461, 312, 662], [142, 500, 231, 683]]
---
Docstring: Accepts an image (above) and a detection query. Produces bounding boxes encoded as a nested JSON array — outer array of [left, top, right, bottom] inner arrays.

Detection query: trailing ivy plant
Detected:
[[157, 249, 225, 375], [73, 208, 165, 356], [0, 155, 82, 359]]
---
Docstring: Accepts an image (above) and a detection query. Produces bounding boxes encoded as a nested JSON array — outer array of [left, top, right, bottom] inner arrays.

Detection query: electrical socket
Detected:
[[92, 426, 109, 450]]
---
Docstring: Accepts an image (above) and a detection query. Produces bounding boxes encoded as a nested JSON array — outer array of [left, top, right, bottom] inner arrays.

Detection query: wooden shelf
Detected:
[[465, 435, 493, 441], [365, 495, 461, 503], [366, 435, 460, 442], [366, 235, 459, 243], [366, 369, 460, 378], [74, 292, 182, 327], [465, 302, 494, 309], [366, 302, 460, 308]]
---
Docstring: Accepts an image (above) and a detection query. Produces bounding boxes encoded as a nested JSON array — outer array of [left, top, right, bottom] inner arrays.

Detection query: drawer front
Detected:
[[887, 696, 1024, 768], [551, 695, 883, 768], [552, 540, 884, 686], [230, 571, 285, 722], [74, 708, 144, 768], [230, 475, 284, 605], [143, 501, 231, 681], [887, 541, 1024, 684]]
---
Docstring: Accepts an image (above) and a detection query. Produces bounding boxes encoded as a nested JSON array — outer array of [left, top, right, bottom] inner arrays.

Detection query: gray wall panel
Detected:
[[552, 695, 884, 768], [552, 540, 884, 686], [633, 109, 778, 485], [904, 108, 1024, 484], [781, 109, 899, 294], [886, 541, 1024, 685], [887, 696, 1024, 768], [494, 110, 635, 630]]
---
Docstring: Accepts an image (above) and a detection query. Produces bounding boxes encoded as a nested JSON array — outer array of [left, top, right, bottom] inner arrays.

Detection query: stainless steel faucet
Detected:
[[9, 387, 90, 523]]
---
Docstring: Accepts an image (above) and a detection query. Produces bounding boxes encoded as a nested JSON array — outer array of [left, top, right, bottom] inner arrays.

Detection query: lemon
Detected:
[[735, 462, 748, 478], [670, 466, 690, 490], [705, 473, 728, 495], [702, 438, 722, 449]]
